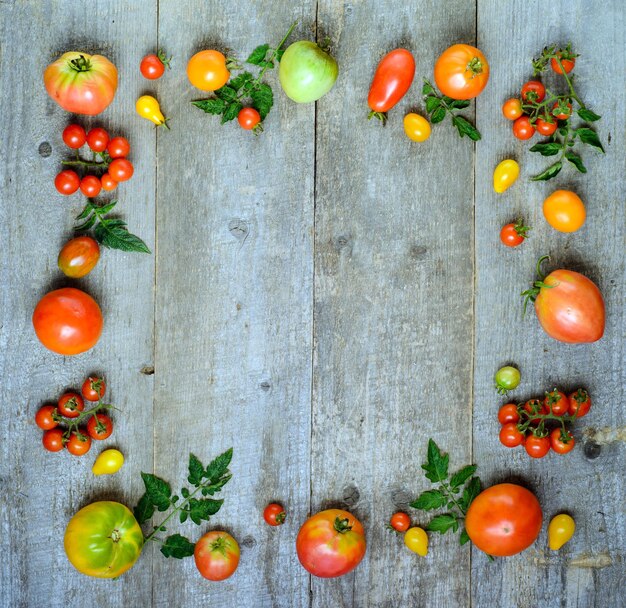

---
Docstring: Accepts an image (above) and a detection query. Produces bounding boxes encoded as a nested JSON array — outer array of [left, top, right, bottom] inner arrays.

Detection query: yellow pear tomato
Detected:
[[548, 514, 575, 550], [404, 526, 428, 556], [493, 159, 520, 193], [92, 449, 124, 476], [136, 95, 168, 127]]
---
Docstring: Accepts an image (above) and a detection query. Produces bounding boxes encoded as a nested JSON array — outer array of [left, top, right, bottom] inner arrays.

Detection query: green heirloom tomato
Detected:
[[64, 501, 143, 578], [279, 41, 338, 103]]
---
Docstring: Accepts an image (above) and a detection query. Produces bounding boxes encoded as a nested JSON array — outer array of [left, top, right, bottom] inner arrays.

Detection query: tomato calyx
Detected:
[[367, 110, 387, 124], [333, 516, 353, 534], [513, 218, 531, 238], [209, 535, 230, 557], [466, 57, 484, 76], [521, 255, 556, 315], [69, 54, 92, 73]]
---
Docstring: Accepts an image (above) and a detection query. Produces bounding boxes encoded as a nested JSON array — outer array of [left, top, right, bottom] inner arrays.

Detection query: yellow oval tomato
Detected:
[[187, 50, 230, 91], [548, 514, 575, 550], [64, 501, 143, 578], [493, 159, 520, 193], [404, 526, 428, 556], [543, 190, 586, 232], [403, 113, 431, 142], [92, 449, 124, 476], [136, 95, 168, 127]]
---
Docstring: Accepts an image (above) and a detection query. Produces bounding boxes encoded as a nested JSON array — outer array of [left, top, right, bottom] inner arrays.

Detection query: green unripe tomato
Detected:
[[279, 41, 338, 103], [494, 365, 521, 395]]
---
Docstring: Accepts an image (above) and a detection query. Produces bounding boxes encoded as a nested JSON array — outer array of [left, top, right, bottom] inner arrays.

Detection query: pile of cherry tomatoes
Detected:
[[55, 125, 134, 197], [498, 388, 591, 458], [35, 377, 115, 456]]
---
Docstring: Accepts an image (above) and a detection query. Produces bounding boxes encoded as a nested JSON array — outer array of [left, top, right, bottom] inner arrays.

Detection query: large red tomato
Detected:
[[194, 531, 240, 581], [465, 484, 542, 556], [44, 52, 118, 115], [434, 44, 489, 100], [296, 509, 366, 578], [32, 287, 103, 355], [534, 269, 605, 343]]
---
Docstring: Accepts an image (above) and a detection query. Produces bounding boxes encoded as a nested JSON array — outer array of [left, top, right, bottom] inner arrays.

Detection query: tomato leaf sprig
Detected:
[[76, 200, 150, 254], [410, 439, 481, 545], [422, 80, 481, 141], [134, 448, 233, 559], [192, 21, 297, 132]]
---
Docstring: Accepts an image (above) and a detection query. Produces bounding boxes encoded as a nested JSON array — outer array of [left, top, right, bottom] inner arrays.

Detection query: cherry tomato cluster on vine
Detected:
[[55, 124, 134, 197], [498, 388, 591, 459], [36, 377, 116, 457]]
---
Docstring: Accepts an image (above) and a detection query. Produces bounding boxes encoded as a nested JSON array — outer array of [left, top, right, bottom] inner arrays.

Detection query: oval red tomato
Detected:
[[296, 509, 366, 578], [32, 287, 103, 355], [465, 483, 542, 556], [194, 531, 240, 581], [368, 49, 415, 117], [44, 52, 118, 115], [434, 44, 489, 100], [58, 236, 100, 278]]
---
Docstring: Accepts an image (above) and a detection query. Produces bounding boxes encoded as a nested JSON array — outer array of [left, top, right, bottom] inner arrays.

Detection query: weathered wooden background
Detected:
[[1, 0, 624, 606]]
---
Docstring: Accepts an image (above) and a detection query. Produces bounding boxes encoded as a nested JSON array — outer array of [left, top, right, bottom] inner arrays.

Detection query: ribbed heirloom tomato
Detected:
[[465, 484, 542, 556], [32, 287, 103, 355], [296, 509, 366, 578], [434, 44, 489, 100], [64, 501, 143, 578]]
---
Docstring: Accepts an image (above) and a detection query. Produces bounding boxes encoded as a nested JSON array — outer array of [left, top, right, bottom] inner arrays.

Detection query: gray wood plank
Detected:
[[474, 1, 626, 606], [312, 2, 476, 606], [0, 2, 157, 607], [152, 3, 315, 606]]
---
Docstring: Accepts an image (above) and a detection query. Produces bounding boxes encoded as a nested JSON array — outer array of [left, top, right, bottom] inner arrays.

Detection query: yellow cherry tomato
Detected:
[[493, 159, 520, 193], [404, 526, 428, 556], [543, 190, 586, 233], [403, 113, 431, 142], [136, 95, 168, 127], [548, 514, 575, 550], [92, 449, 125, 476]]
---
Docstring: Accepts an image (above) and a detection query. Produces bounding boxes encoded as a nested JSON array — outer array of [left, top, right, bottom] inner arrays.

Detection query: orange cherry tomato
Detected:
[[512, 116, 535, 140], [58, 236, 100, 279], [502, 98, 523, 120], [187, 50, 230, 91], [100, 173, 118, 191], [543, 190, 586, 233], [434, 44, 489, 100]]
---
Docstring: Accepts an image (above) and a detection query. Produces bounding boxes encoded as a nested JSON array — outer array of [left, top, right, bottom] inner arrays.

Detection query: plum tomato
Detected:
[[106, 136, 130, 158], [367, 49, 415, 117], [521, 81, 545, 104], [43, 428, 65, 452], [86, 127, 110, 153], [512, 116, 535, 140], [67, 431, 92, 456], [568, 389, 591, 418], [62, 124, 87, 149], [550, 428, 575, 455], [263, 503, 286, 526], [544, 389, 568, 416], [58, 392, 85, 418], [35, 405, 59, 430], [58, 236, 100, 278], [493, 159, 520, 194], [498, 403, 520, 425], [502, 98, 523, 120], [82, 377, 106, 401], [499, 423, 524, 448], [80, 175, 102, 198], [87, 414, 113, 440], [524, 434, 551, 459], [55, 170, 80, 195], [390, 512, 411, 532]]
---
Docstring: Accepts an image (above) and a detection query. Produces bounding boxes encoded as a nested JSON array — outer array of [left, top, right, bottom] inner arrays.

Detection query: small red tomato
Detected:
[[500, 219, 530, 247], [58, 236, 100, 278], [106, 136, 130, 158], [81, 377, 106, 401], [544, 389, 568, 416], [550, 428, 575, 454], [86, 127, 110, 153], [535, 117, 557, 136], [521, 81, 545, 104], [237, 107, 261, 130], [80, 175, 102, 197], [502, 98, 523, 120], [42, 428, 65, 452], [552, 101, 572, 121], [62, 124, 87, 149], [86, 413, 113, 440], [58, 392, 85, 419], [568, 389, 591, 418], [263, 503, 286, 526], [498, 403, 520, 425], [100, 173, 118, 191], [108, 158, 134, 182], [66, 431, 92, 456], [524, 434, 551, 459], [551, 54, 575, 75], [499, 423, 524, 448], [55, 170, 80, 195], [524, 399, 546, 424], [512, 116, 535, 140], [194, 531, 240, 581], [389, 512, 411, 532], [35, 405, 59, 430], [140, 52, 169, 80]]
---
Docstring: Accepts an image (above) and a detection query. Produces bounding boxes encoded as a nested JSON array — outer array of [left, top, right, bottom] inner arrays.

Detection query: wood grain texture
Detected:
[[0, 2, 157, 607], [473, 1, 626, 607], [312, 2, 476, 606], [152, 3, 315, 606]]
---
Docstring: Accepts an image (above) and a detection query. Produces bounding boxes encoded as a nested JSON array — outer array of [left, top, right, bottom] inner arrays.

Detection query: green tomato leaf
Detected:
[[221, 101, 243, 124], [133, 493, 155, 524], [410, 489, 447, 511], [94, 221, 151, 254], [528, 142, 562, 156], [449, 465, 477, 490], [577, 108, 601, 122], [179, 510, 188, 524], [421, 439, 449, 484], [160, 534, 196, 559], [215, 85, 238, 102], [188, 453, 204, 486], [96, 201, 118, 216], [430, 106, 446, 124], [565, 151, 587, 173], [188, 498, 224, 525], [229, 71, 254, 92], [250, 82, 274, 120], [205, 447, 233, 484], [192, 98, 226, 115], [422, 80, 435, 96], [76, 201, 95, 221], [246, 44, 270, 65], [459, 528, 471, 545], [425, 96, 441, 114], [576, 127, 604, 152], [140, 472, 172, 511], [75, 214, 97, 232], [426, 514, 458, 534], [449, 99, 471, 110], [531, 160, 563, 181], [452, 115, 481, 141], [459, 477, 481, 512]]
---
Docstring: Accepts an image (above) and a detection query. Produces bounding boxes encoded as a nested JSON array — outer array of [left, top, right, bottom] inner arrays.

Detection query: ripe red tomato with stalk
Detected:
[[521, 80, 546, 104], [238, 107, 261, 131], [498, 404, 520, 425], [67, 431, 92, 456], [263, 503, 286, 526], [550, 428, 575, 454], [367, 49, 415, 122], [434, 44, 489, 100], [535, 117, 557, 136], [140, 50, 171, 80], [524, 399, 546, 424], [194, 531, 240, 581], [568, 389, 591, 417], [552, 101, 572, 120], [499, 423, 524, 448], [389, 512, 411, 532], [63, 124, 87, 149], [525, 434, 551, 458], [36, 405, 59, 430], [544, 389, 568, 416], [512, 116, 535, 140], [500, 219, 530, 247], [87, 414, 113, 440], [82, 377, 106, 401], [58, 392, 85, 418]]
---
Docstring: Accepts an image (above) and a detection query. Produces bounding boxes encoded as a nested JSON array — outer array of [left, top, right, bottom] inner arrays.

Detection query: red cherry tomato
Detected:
[[140, 53, 167, 80], [66, 431, 92, 456], [100, 173, 118, 191], [552, 101, 573, 120], [86, 128, 110, 153], [58, 392, 85, 418], [512, 116, 535, 140], [81, 377, 106, 401], [524, 399, 546, 424], [499, 423, 524, 448], [498, 403, 520, 425], [535, 117, 557, 136], [521, 81, 545, 104], [544, 389, 568, 416], [108, 158, 134, 182], [502, 98, 523, 120], [263, 503, 286, 526], [500, 220, 530, 247], [42, 428, 65, 452], [62, 124, 87, 149], [106, 136, 130, 158], [87, 413, 113, 440], [55, 170, 80, 195], [389, 512, 411, 532], [568, 389, 591, 418], [58, 236, 100, 278], [550, 428, 575, 454], [237, 107, 261, 130], [80, 175, 102, 197], [524, 434, 551, 459], [551, 54, 575, 75], [368, 49, 415, 117], [35, 405, 59, 430]]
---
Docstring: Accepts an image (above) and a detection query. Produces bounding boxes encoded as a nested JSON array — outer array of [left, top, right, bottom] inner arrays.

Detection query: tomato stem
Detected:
[[69, 54, 92, 72]]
